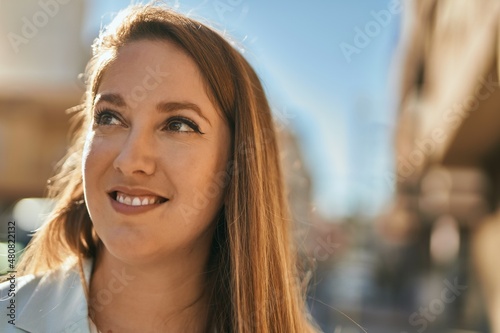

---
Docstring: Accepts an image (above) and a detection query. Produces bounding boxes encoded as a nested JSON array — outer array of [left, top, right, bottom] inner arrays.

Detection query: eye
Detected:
[[166, 120, 193, 133], [93, 109, 123, 126], [164, 116, 204, 134]]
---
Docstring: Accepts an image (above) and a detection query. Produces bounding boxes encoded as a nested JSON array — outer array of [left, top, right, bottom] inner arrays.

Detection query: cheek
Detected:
[[83, 136, 102, 178], [82, 133, 118, 194], [166, 148, 229, 224], [82, 132, 95, 186]]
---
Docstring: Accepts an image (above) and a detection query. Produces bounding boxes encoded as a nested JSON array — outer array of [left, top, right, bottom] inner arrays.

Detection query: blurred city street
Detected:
[[1, 0, 500, 332]]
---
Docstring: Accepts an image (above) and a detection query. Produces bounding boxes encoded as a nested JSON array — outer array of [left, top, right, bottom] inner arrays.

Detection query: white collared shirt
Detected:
[[0, 258, 94, 333], [0, 259, 220, 333]]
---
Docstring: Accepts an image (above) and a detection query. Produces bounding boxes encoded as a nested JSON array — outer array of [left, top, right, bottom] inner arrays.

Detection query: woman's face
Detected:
[[82, 39, 231, 265]]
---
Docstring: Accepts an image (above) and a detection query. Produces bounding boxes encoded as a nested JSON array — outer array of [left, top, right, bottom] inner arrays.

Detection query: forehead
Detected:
[[96, 39, 207, 105]]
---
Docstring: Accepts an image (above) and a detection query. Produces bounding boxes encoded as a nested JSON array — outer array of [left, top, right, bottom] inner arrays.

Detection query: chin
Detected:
[[96, 227, 156, 262], [103, 241, 161, 266]]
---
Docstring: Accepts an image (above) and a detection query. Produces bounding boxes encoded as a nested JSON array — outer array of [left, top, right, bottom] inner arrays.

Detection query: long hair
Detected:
[[16, 4, 318, 333]]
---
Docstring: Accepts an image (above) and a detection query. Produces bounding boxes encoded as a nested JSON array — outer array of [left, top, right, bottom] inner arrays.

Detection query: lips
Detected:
[[110, 191, 168, 206], [107, 186, 169, 215]]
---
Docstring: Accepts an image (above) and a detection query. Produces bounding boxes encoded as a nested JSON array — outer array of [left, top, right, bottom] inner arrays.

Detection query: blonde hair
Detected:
[[16, 4, 318, 333]]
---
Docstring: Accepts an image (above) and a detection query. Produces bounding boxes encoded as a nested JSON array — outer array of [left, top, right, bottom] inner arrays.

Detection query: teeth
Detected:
[[115, 191, 164, 206], [117, 194, 124, 204]]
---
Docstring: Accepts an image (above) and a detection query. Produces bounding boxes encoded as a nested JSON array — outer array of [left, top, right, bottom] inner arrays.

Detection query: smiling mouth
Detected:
[[109, 191, 169, 206]]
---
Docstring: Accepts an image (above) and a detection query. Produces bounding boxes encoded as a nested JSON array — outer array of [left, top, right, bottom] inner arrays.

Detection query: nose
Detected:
[[113, 128, 157, 176]]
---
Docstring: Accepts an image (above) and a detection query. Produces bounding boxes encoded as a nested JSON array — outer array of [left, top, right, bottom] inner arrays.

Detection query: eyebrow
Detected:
[[157, 101, 211, 126], [94, 93, 211, 126], [94, 93, 127, 107]]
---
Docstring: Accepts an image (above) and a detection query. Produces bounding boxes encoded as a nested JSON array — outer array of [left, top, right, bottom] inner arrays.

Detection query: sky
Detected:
[[84, 0, 402, 219]]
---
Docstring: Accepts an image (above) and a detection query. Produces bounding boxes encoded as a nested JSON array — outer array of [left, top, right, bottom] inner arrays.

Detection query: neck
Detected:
[[89, 248, 212, 333]]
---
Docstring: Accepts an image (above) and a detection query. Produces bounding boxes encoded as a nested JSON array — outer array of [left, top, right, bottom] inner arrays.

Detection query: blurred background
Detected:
[[0, 0, 499, 332]]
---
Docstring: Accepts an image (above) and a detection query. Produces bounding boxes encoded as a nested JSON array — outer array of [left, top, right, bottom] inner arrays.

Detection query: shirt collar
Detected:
[[16, 258, 93, 333]]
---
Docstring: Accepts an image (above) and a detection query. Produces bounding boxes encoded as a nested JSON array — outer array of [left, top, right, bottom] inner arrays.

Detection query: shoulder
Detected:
[[0, 259, 93, 332], [0, 273, 42, 332]]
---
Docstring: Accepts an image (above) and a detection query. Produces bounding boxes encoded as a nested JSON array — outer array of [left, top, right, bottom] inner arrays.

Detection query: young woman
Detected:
[[0, 4, 319, 333]]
